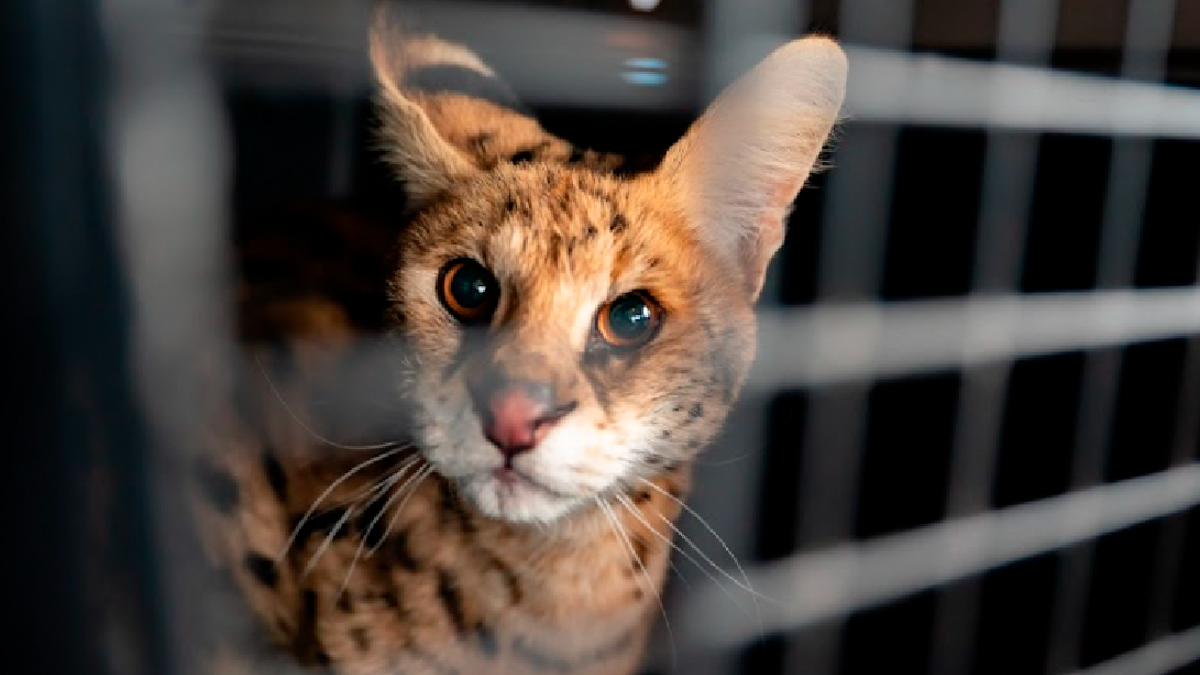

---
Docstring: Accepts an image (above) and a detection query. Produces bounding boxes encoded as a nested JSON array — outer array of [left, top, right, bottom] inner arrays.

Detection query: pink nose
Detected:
[[479, 384, 574, 458]]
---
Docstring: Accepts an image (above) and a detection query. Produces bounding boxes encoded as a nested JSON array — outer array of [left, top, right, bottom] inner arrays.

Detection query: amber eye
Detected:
[[596, 291, 662, 348], [438, 259, 499, 323]]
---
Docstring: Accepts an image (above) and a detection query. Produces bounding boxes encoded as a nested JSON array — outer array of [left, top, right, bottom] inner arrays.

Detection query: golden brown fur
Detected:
[[191, 12, 845, 675]]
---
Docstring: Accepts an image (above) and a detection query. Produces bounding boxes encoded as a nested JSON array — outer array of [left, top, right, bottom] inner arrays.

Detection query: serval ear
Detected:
[[654, 37, 847, 300], [370, 11, 479, 210]]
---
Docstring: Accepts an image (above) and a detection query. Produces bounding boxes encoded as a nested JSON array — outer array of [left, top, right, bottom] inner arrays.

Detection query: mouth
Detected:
[[490, 466, 572, 500], [456, 464, 580, 523]]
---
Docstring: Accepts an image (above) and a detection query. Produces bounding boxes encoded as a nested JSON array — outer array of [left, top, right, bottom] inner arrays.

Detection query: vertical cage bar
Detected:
[[784, 2, 914, 674], [105, 2, 236, 673], [2, 0, 172, 674], [1144, 182, 1200, 643], [929, 4, 1062, 673], [1044, 3, 1179, 673]]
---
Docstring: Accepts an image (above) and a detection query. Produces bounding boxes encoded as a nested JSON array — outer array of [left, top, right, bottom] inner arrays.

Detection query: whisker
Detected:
[[337, 461, 430, 598], [255, 353, 405, 452], [612, 493, 693, 591], [637, 478, 777, 610], [365, 464, 434, 557], [299, 503, 355, 580], [352, 454, 423, 503], [277, 446, 406, 562], [595, 498, 677, 671]]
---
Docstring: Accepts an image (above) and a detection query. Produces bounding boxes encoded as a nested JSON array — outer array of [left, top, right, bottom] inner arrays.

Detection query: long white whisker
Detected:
[[337, 462, 430, 598], [638, 478, 775, 609], [299, 504, 355, 580], [596, 498, 676, 671], [254, 353, 404, 452], [353, 454, 422, 503], [277, 447, 405, 562], [612, 493, 692, 591], [366, 464, 434, 557]]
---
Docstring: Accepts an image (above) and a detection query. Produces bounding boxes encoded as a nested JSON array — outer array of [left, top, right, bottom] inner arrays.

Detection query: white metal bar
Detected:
[[843, 46, 1200, 137], [751, 287, 1200, 390], [1067, 623, 1200, 675], [679, 462, 1200, 651]]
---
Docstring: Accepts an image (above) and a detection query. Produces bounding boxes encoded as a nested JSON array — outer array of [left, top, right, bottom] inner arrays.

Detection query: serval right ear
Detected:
[[652, 37, 848, 300], [369, 9, 480, 210]]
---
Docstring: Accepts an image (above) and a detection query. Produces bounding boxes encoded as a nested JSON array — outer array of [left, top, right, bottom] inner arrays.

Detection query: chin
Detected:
[[460, 471, 585, 525]]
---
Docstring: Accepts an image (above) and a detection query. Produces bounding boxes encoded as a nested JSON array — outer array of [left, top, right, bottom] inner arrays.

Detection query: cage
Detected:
[[7, 1, 1200, 674]]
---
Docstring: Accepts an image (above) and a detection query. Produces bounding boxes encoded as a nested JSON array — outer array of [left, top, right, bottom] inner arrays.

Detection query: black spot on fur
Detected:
[[585, 224, 598, 239], [436, 568, 469, 635], [470, 131, 495, 153], [244, 552, 279, 588], [262, 451, 288, 501], [381, 589, 400, 608], [632, 535, 649, 568], [634, 490, 652, 505], [351, 626, 371, 652], [688, 403, 704, 419], [610, 213, 628, 233], [484, 553, 523, 604], [389, 528, 423, 572], [504, 197, 516, 213], [660, 429, 672, 439], [336, 592, 353, 613], [196, 462, 239, 514], [295, 590, 331, 666]]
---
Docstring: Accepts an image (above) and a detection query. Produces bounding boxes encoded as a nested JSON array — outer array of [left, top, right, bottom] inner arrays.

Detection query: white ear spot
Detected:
[[654, 37, 848, 299]]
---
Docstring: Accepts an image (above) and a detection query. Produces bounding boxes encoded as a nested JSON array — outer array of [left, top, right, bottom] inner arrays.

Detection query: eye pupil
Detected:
[[609, 297, 652, 338], [597, 291, 662, 348], [439, 259, 499, 322], [452, 269, 490, 308]]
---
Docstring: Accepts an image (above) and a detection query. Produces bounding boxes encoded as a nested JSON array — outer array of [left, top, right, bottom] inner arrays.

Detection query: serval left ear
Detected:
[[369, 9, 481, 211], [652, 37, 848, 300]]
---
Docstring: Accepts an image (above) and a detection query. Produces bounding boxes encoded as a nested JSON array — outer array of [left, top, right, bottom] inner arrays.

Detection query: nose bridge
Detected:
[[488, 326, 576, 390]]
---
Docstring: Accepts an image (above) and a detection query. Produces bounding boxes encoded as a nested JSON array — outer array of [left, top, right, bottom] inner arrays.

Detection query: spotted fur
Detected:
[[191, 11, 845, 675]]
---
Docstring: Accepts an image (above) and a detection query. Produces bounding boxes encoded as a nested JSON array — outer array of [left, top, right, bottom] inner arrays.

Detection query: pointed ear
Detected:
[[655, 37, 847, 300], [370, 13, 478, 209]]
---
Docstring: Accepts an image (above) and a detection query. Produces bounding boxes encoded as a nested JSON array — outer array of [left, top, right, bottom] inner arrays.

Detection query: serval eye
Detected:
[[596, 291, 662, 348], [439, 259, 499, 323]]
